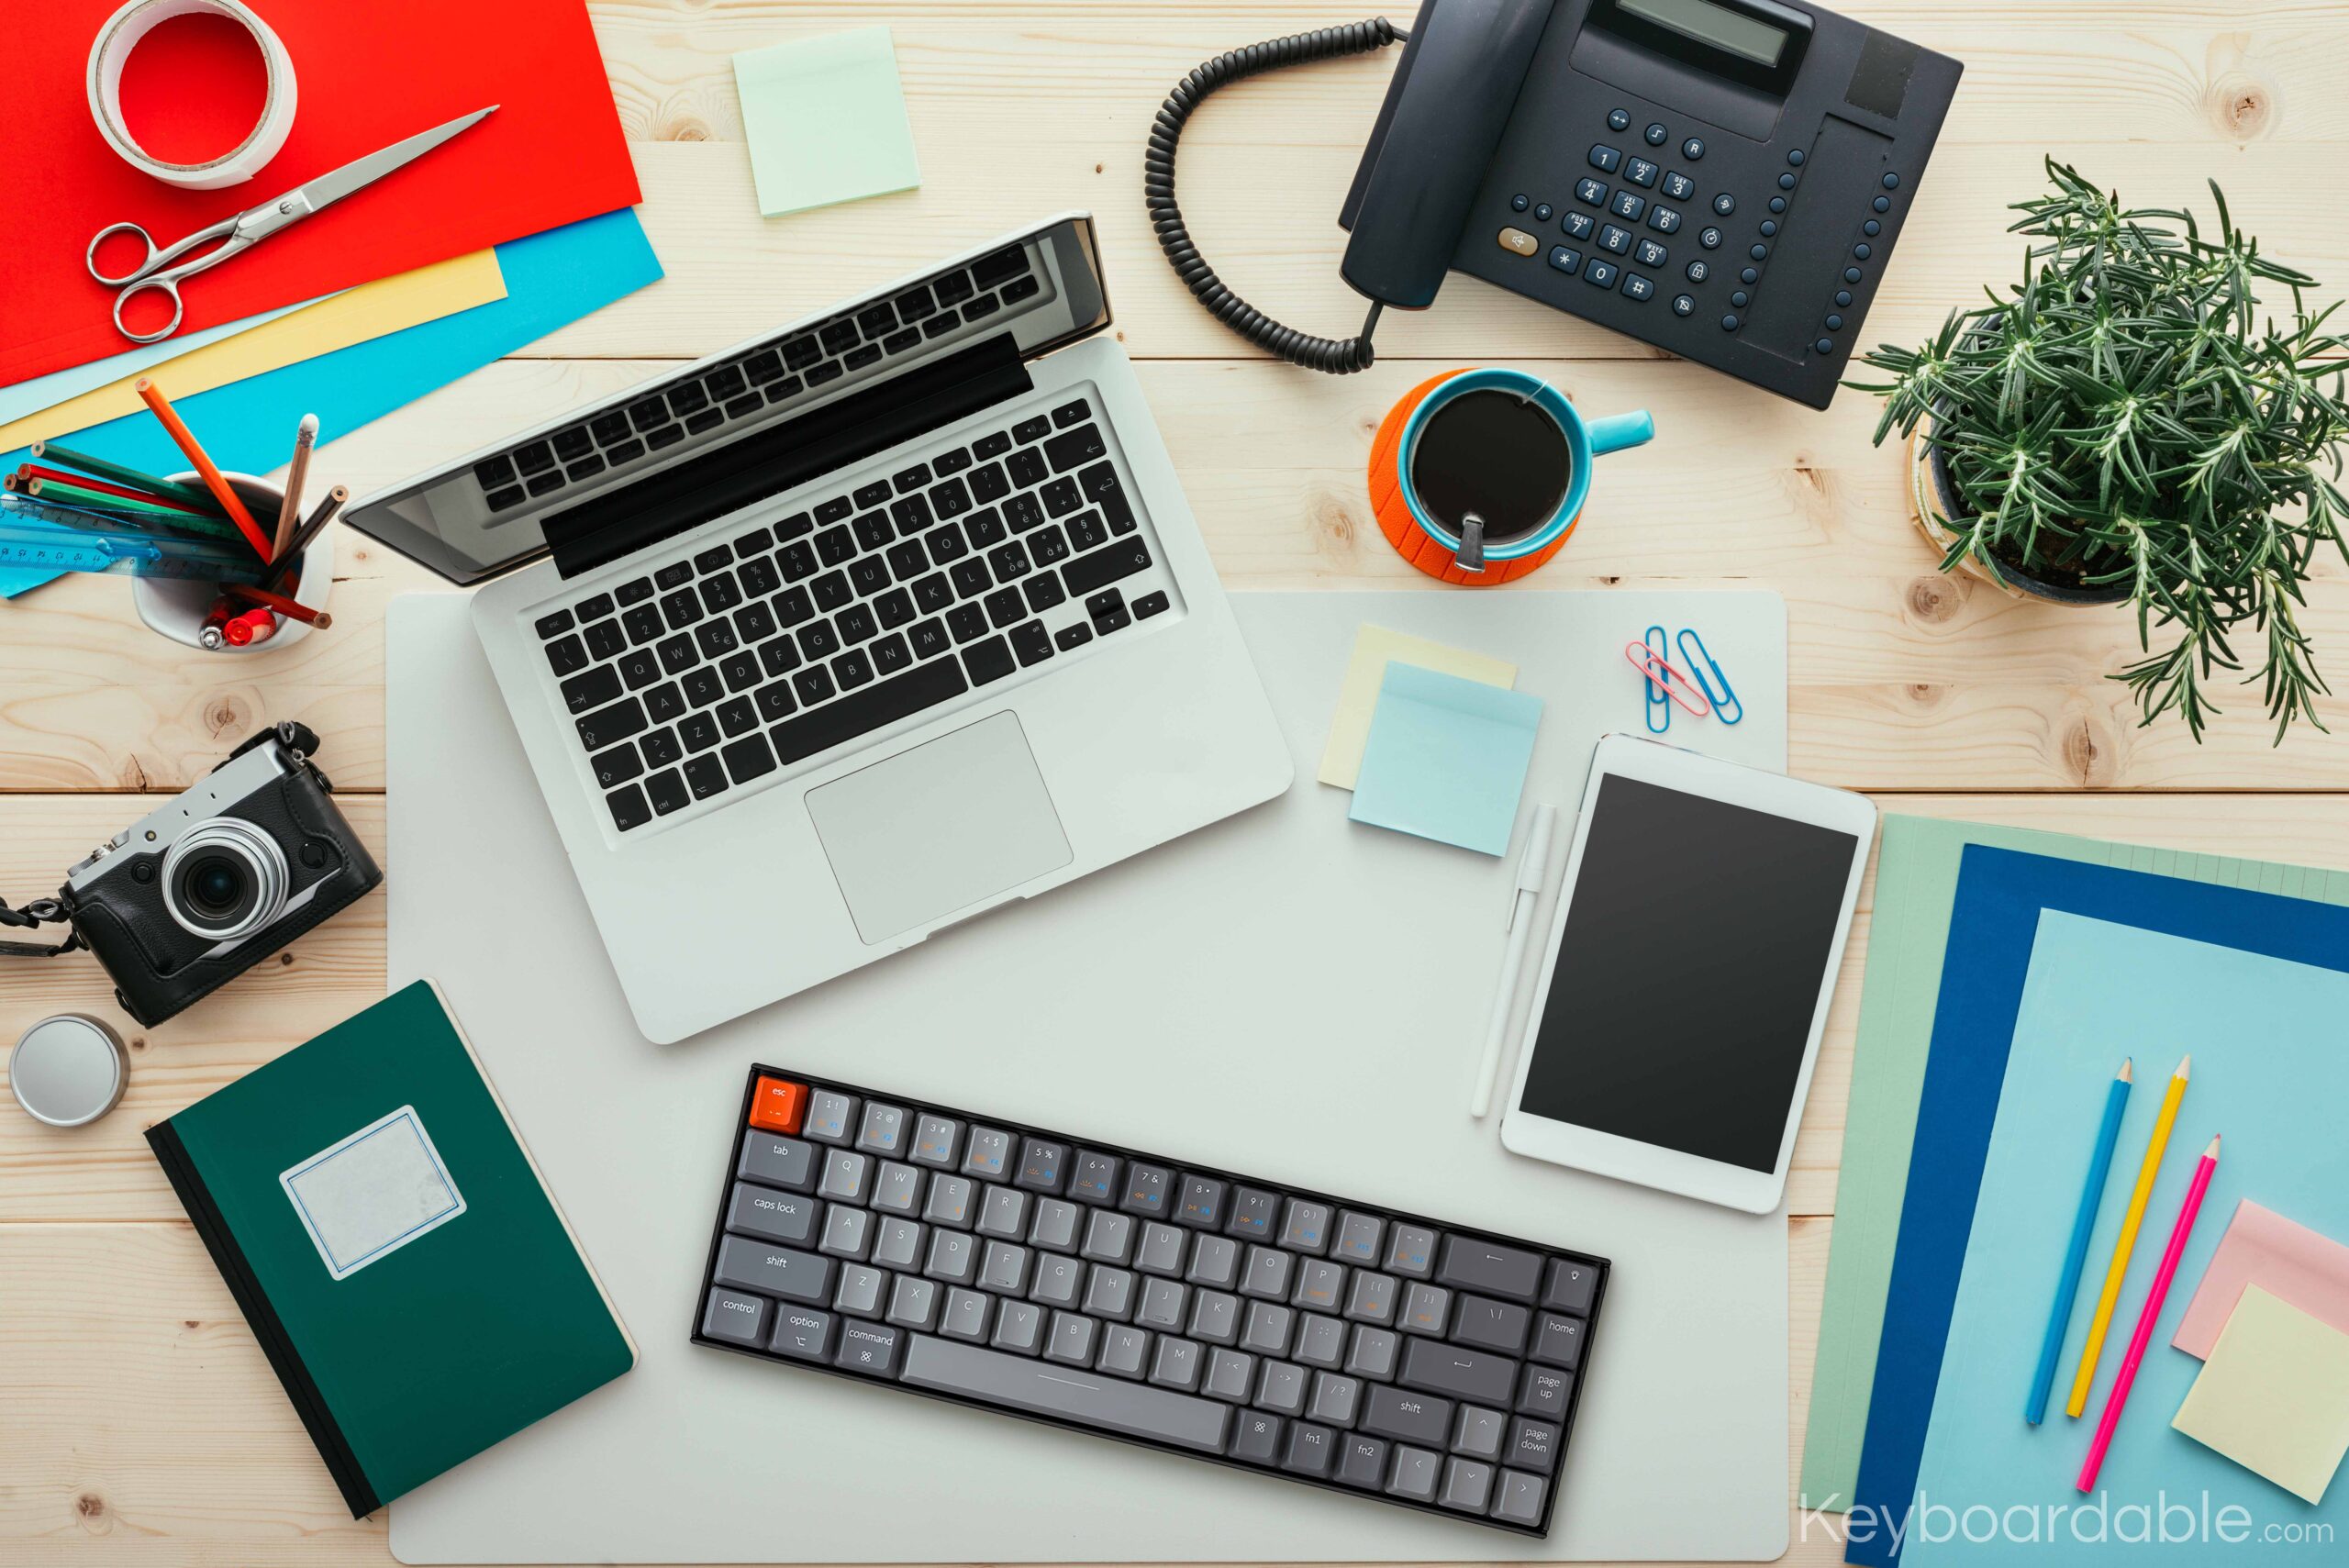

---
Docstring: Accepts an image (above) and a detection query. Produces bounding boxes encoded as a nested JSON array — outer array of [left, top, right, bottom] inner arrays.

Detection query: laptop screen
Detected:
[[343, 217, 1108, 584]]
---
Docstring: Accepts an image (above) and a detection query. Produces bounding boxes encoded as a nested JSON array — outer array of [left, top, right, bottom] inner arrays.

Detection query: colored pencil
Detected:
[[260, 484, 348, 595], [226, 583, 330, 628], [17, 479, 246, 543], [27, 439, 226, 515], [16, 464, 215, 515], [2027, 1059, 2133, 1424], [2077, 1135, 2220, 1491], [28, 476, 215, 522], [2065, 1053, 2189, 1418], [272, 414, 318, 561], [134, 379, 272, 561]]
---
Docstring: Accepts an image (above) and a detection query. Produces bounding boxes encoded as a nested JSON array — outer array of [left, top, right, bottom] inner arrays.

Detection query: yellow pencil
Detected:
[[2064, 1052, 2189, 1417]]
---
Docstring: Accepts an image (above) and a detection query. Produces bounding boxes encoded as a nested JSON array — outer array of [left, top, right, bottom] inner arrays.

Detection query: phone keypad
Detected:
[[1497, 104, 1909, 370]]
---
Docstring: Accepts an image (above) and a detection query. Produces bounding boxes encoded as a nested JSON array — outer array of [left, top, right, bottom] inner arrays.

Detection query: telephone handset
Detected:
[[1146, 0, 1961, 408]]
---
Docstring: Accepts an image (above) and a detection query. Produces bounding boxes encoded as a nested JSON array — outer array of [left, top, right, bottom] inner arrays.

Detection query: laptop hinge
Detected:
[[545, 333, 1033, 579]]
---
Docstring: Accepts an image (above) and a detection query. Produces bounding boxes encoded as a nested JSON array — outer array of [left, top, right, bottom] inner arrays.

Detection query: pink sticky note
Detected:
[[2174, 1199, 2349, 1359]]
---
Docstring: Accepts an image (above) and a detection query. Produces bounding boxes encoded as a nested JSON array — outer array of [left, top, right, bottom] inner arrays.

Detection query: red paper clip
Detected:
[[1623, 640, 1711, 719]]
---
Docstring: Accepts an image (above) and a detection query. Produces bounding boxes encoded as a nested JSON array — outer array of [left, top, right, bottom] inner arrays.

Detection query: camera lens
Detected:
[[161, 818, 289, 942]]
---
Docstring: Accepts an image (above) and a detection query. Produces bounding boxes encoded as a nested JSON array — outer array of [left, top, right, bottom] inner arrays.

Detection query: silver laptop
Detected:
[[346, 215, 1291, 1041]]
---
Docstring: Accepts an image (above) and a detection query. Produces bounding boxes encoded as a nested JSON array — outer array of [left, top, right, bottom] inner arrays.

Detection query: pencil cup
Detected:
[[132, 472, 333, 652]]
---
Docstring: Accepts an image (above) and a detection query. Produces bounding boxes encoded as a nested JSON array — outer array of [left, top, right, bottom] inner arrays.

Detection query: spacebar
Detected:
[[770, 659, 969, 764], [900, 1334, 1231, 1453]]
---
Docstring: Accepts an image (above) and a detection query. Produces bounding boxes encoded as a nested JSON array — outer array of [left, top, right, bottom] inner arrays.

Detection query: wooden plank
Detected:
[[534, 142, 2349, 366], [4, 358, 2345, 793], [14, 791, 2349, 1225], [0, 1216, 1840, 1568]]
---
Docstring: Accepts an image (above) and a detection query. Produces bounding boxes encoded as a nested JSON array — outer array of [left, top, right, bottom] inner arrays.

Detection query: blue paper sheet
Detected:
[[1844, 846, 2349, 1565], [1, 208, 659, 596], [1890, 912, 2349, 1564], [1347, 661, 1542, 855]]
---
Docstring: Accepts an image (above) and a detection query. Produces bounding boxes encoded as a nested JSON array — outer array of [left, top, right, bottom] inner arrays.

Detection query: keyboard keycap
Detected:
[[703, 1288, 767, 1346], [543, 633, 589, 680], [714, 1235, 833, 1302], [1010, 620, 1053, 667], [1063, 539, 1152, 596], [1363, 1383, 1452, 1447], [1437, 1237, 1543, 1302], [722, 732, 777, 784], [903, 1333, 1230, 1451], [1543, 1259, 1598, 1316], [728, 1182, 819, 1245], [1453, 1295, 1531, 1355], [605, 784, 651, 831], [574, 696, 646, 751], [835, 1320, 902, 1377], [963, 636, 1016, 686]]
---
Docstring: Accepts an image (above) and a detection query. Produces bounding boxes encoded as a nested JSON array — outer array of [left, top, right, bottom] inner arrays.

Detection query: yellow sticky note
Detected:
[[0, 250, 506, 451], [1318, 623, 1518, 790], [2172, 1284, 2349, 1504]]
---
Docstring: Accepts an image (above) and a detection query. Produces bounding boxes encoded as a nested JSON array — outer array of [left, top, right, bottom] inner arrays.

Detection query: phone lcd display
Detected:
[[1517, 773, 1857, 1173], [1617, 0, 1788, 66]]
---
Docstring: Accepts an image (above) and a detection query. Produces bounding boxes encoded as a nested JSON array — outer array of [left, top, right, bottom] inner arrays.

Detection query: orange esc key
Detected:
[[748, 1075, 807, 1135]]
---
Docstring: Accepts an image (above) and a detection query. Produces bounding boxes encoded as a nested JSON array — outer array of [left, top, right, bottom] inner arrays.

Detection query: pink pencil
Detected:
[[2077, 1135, 2221, 1491]]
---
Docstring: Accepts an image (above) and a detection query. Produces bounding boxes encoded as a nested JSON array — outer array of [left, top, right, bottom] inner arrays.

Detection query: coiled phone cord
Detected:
[[1145, 18, 1405, 374]]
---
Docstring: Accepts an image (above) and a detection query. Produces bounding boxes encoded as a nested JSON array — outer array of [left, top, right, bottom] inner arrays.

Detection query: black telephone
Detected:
[[1146, 0, 1960, 407]]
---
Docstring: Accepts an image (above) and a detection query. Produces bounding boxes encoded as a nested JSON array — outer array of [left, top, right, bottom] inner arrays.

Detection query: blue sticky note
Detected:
[[1, 208, 661, 597], [1898, 913, 2349, 1563], [1845, 846, 2349, 1564], [1348, 661, 1542, 855]]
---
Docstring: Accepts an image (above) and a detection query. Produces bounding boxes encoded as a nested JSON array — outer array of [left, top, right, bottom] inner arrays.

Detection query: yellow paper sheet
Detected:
[[0, 250, 505, 450], [2172, 1284, 2349, 1504], [1317, 623, 1519, 790]]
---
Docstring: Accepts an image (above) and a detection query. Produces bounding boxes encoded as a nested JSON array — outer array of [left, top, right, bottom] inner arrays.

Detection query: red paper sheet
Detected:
[[5, 0, 640, 389]]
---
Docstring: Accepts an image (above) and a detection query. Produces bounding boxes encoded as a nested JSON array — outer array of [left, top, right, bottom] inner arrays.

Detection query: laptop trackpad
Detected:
[[806, 711, 1074, 944]]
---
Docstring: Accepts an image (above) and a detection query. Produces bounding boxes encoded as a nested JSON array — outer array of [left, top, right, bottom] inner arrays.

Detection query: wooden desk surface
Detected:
[[5, 2, 2344, 1562]]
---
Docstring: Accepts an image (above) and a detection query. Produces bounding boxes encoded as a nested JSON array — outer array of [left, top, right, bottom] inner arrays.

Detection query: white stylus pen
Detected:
[[1471, 803, 1557, 1119]]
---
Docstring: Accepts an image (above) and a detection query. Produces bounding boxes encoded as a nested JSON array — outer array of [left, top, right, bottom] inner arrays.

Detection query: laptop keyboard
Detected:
[[473, 244, 1042, 514], [694, 1066, 1608, 1537], [533, 391, 1171, 832]]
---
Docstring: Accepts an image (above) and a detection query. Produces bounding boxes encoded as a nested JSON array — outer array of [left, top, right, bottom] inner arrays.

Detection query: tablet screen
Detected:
[[1518, 773, 1859, 1173]]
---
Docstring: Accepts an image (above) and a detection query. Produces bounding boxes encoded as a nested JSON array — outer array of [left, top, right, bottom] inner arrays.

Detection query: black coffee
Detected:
[[1409, 388, 1573, 541]]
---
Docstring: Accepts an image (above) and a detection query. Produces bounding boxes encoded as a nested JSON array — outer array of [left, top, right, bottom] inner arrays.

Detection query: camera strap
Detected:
[[0, 895, 79, 958]]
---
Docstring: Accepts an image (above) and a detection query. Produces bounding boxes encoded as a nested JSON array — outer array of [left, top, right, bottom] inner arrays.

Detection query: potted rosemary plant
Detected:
[[1853, 160, 2349, 741]]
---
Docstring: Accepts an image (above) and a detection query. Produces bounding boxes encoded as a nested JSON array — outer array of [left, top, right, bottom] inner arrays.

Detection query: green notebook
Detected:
[[148, 980, 634, 1517]]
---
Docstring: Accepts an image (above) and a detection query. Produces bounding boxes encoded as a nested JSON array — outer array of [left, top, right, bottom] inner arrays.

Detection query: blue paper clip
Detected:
[[1675, 628, 1742, 725], [1642, 624, 1672, 732]]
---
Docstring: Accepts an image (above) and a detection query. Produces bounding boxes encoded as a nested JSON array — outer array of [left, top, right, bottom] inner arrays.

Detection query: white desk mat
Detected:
[[386, 588, 1791, 1563]]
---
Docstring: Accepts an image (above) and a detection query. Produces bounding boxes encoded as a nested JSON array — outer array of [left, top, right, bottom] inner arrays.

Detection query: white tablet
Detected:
[[1500, 733, 1876, 1213]]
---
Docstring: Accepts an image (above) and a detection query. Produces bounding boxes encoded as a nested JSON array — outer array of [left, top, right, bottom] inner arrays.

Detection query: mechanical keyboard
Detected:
[[693, 1066, 1609, 1536], [532, 386, 1173, 835]]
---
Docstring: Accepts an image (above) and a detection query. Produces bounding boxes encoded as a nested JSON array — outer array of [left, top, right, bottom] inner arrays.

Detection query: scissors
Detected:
[[87, 105, 497, 344]]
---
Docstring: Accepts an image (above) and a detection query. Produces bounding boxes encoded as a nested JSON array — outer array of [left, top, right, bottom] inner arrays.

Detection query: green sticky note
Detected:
[[732, 28, 921, 218], [1348, 662, 1542, 856], [1798, 815, 2349, 1514]]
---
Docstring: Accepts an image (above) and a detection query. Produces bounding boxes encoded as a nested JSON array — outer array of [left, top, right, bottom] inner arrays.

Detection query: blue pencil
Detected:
[[2025, 1058, 2133, 1424]]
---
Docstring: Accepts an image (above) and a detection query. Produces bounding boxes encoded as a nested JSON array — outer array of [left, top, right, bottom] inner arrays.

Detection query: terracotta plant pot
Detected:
[[1906, 427, 2130, 606]]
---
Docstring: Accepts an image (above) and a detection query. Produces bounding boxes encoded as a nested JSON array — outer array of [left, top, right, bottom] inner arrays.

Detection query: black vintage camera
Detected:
[[43, 722, 382, 1026]]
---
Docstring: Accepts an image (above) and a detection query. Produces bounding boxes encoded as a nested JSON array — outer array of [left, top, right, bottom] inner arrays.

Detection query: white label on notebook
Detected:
[[280, 1106, 466, 1280]]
